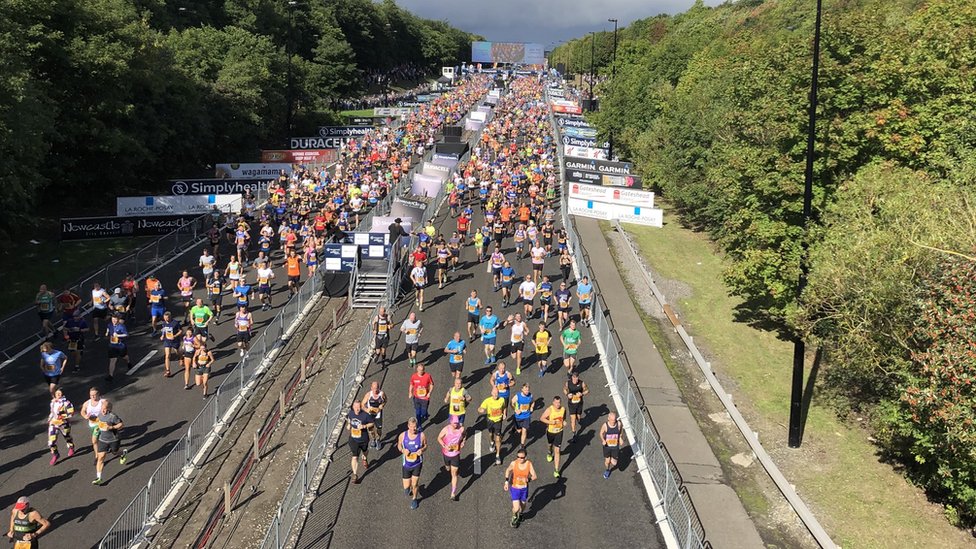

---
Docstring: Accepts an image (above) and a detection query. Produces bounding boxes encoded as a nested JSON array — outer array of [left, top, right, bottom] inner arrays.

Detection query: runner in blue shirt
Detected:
[[105, 314, 130, 382], [576, 276, 594, 327], [443, 332, 467, 380], [500, 261, 517, 307], [511, 383, 534, 447], [479, 306, 511, 364], [234, 276, 252, 310]]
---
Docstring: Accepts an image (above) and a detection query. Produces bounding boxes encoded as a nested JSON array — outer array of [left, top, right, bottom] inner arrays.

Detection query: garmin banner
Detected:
[[61, 215, 198, 241], [317, 126, 373, 138], [563, 158, 633, 175], [170, 178, 265, 196], [215, 163, 291, 180], [118, 195, 242, 216]]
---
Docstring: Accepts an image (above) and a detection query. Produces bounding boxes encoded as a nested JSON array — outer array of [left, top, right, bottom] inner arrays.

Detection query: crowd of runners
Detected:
[[13, 76, 494, 544], [346, 75, 627, 528]]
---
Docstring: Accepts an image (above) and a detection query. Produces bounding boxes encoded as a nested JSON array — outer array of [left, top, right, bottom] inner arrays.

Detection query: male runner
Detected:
[[511, 383, 534, 448], [410, 261, 427, 311], [408, 363, 433, 425], [538, 276, 554, 325], [564, 372, 590, 442], [577, 275, 594, 327], [189, 298, 215, 342], [464, 290, 482, 341], [234, 305, 253, 357], [444, 332, 466, 380], [92, 400, 127, 485], [437, 418, 466, 500], [533, 322, 552, 378], [600, 411, 626, 479], [529, 241, 547, 284], [478, 386, 506, 465], [35, 285, 56, 338], [444, 376, 472, 425], [63, 310, 88, 372], [159, 311, 181, 377], [90, 282, 111, 338], [346, 400, 374, 484], [372, 306, 393, 364], [361, 381, 387, 449], [508, 313, 529, 375], [479, 306, 511, 365], [233, 274, 251, 311], [400, 312, 423, 367], [561, 319, 582, 373], [518, 275, 537, 320], [285, 250, 303, 297], [397, 417, 427, 510], [105, 315, 129, 382], [503, 447, 537, 528], [489, 247, 505, 291], [555, 281, 572, 330], [256, 261, 275, 311], [499, 261, 516, 307], [147, 281, 166, 336], [207, 271, 224, 322], [540, 396, 566, 478]]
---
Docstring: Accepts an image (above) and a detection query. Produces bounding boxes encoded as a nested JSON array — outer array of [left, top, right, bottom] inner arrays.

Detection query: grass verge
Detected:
[[618, 208, 972, 548]]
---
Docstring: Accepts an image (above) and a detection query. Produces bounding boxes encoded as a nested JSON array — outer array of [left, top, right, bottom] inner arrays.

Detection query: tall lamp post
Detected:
[[788, 0, 823, 449], [588, 32, 595, 112], [607, 18, 618, 159], [285, 0, 299, 135]]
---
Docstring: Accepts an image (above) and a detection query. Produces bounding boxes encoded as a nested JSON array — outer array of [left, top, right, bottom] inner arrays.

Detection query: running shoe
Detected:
[[404, 488, 411, 497], [546, 453, 553, 463], [119, 449, 128, 465], [410, 499, 419, 510], [553, 470, 560, 478], [516, 367, 521, 376], [603, 470, 611, 479], [67, 447, 75, 458], [351, 474, 359, 484], [511, 514, 519, 528], [495, 457, 502, 465], [92, 478, 102, 485], [49, 454, 58, 466]]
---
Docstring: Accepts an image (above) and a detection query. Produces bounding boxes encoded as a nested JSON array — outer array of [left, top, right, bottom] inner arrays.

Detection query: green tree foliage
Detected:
[[0, 0, 476, 239], [555, 0, 976, 522]]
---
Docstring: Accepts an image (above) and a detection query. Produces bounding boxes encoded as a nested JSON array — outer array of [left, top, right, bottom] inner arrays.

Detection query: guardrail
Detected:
[[546, 93, 710, 548], [0, 202, 244, 363], [258, 101, 486, 549]]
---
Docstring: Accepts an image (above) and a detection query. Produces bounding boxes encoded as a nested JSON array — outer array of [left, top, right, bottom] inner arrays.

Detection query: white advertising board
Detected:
[[117, 195, 242, 217], [564, 145, 608, 160], [215, 163, 292, 179], [567, 198, 663, 227], [567, 198, 615, 220], [567, 183, 654, 208]]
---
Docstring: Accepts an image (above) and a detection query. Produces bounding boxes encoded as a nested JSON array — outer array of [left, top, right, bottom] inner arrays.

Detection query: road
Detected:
[[0, 224, 319, 549], [293, 192, 665, 547]]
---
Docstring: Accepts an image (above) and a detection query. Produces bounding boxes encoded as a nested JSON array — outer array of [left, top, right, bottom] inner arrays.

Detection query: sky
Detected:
[[395, 0, 724, 46]]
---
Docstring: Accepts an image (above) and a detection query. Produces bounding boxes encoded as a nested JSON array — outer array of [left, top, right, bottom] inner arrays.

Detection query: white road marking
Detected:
[[474, 429, 482, 475], [127, 350, 158, 375]]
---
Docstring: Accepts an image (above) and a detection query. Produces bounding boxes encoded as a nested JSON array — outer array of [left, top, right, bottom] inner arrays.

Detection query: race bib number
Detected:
[[415, 387, 427, 398]]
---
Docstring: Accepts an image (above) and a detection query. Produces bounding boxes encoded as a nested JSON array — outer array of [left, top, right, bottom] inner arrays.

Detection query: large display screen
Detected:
[[471, 41, 545, 65]]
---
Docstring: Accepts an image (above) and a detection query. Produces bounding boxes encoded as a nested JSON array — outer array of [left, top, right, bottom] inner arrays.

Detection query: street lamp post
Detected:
[[608, 18, 618, 159], [285, 1, 298, 135], [588, 32, 595, 112], [788, 0, 824, 449]]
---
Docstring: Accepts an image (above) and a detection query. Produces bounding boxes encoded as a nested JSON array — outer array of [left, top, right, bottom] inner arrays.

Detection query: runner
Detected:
[[361, 381, 387, 449], [509, 313, 529, 375], [559, 248, 573, 286], [511, 383, 534, 448], [533, 322, 552, 377], [464, 290, 482, 341], [538, 275, 554, 325], [478, 386, 506, 465], [176, 271, 196, 324], [6, 497, 50, 547], [473, 227, 485, 262], [444, 376, 472, 425], [189, 298, 215, 342], [234, 222, 250, 262], [490, 362, 514, 422], [561, 319, 582, 373], [35, 285, 57, 339], [410, 261, 427, 311], [62, 310, 88, 372], [80, 387, 107, 456], [435, 241, 451, 289], [180, 327, 198, 390], [92, 400, 127, 485], [225, 254, 243, 291], [46, 387, 75, 465], [371, 306, 393, 364], [503, 447, 537, 528], [408, 363, 433, 425], [192, 342, 215, 398], [256, 261, 275, 311], [448, 231, 462, 272], [104, 315, 129, 382], [55, 287, 81, 325], [490, 247, 505, 291], [143, 275, 161, 327], [443, 332, 466, 380], [399, 312, 423, 367], [199, 248, 216, 284], [397, 417, 427, 510], [233, 274, 251, 312], [513, 223, 527, 260], [206, 271, 224, 322], [479, 306, 512, 365], [437, 418, 466, 501], [158, 311, 181, 377], [530, 240, 547, 284], [562, 371, 589, 442], [499, 261, 516, 307], [518, 275, 537, 320], [600, 411, 626, 479], [120, 274, 139, 323], [304, 242, 319, 277], [90, 282, 110, 339], [147, 280, 166, 336], [555, 281, 572, 330], [234, 305, 253, 358], [540, 396, 566, 478], [346, 400, 374, 485], [207, 224, 222, 262], [107, 288, 131, 325], [577, 275, 594, 327]]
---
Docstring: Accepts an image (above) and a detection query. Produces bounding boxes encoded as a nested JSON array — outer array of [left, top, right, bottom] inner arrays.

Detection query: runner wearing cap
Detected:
[[503, 447, 537, 528], [7, 496, 50, 548]]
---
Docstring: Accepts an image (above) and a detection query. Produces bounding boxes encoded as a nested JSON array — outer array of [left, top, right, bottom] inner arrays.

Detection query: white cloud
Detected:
[[396, 0, 723, 44]]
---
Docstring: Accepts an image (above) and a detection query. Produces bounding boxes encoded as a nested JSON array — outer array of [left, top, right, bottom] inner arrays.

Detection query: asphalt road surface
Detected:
[[294, 195, 665, 548], [0, 224, 320, 549]]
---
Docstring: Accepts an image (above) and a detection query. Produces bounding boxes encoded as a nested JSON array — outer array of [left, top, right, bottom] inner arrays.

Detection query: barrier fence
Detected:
[[547, 88, 709, 549]]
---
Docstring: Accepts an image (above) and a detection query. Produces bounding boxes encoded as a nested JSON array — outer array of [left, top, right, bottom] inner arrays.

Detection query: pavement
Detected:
[[0, 225, 321, 549], [293, 193, 665, 548]]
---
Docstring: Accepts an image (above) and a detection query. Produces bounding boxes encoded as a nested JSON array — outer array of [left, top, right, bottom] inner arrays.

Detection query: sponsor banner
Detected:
[[170, 179, 265, 196], [470, 111, 487, 123], [370, 216, 414, 243], [322, 244, 359, 272], [565, 169, 642, 187], [564, 144, 608, 160], [563, 157, 633, 175], [61, 214, 198, 241], [561, 134, 600, 147], [317, 126, 373, 138], [555, 117, 591, 129], [421, 162, 451, 179], [118, 195, 241, 217], [289, 136, 355, 150], [373, 107, 413, 117], [471, 41, 545, 65], [411, 173, 443, 197], [567, 198, 663, 227], [562, 126, 597, 138], [215, 163, 291, 180], [568, 183, 654, 208], [431, 155, 458, 168], [551, 101, 583, 115], [350, 117, 374, 126], [261, 149, 338, 164]]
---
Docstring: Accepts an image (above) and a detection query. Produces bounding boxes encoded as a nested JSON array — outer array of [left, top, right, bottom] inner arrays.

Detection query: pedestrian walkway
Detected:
[[293, 187, 664, 548]]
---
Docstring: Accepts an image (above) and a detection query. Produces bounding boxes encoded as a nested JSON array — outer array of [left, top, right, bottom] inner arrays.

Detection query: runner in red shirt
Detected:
[[409, 363, 434, 426], [411, 246, 427, 266]]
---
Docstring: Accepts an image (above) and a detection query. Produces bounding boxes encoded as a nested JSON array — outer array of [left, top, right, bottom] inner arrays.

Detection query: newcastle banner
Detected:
[[61, 215, 198, 241], [169, 179, 265, 196]]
